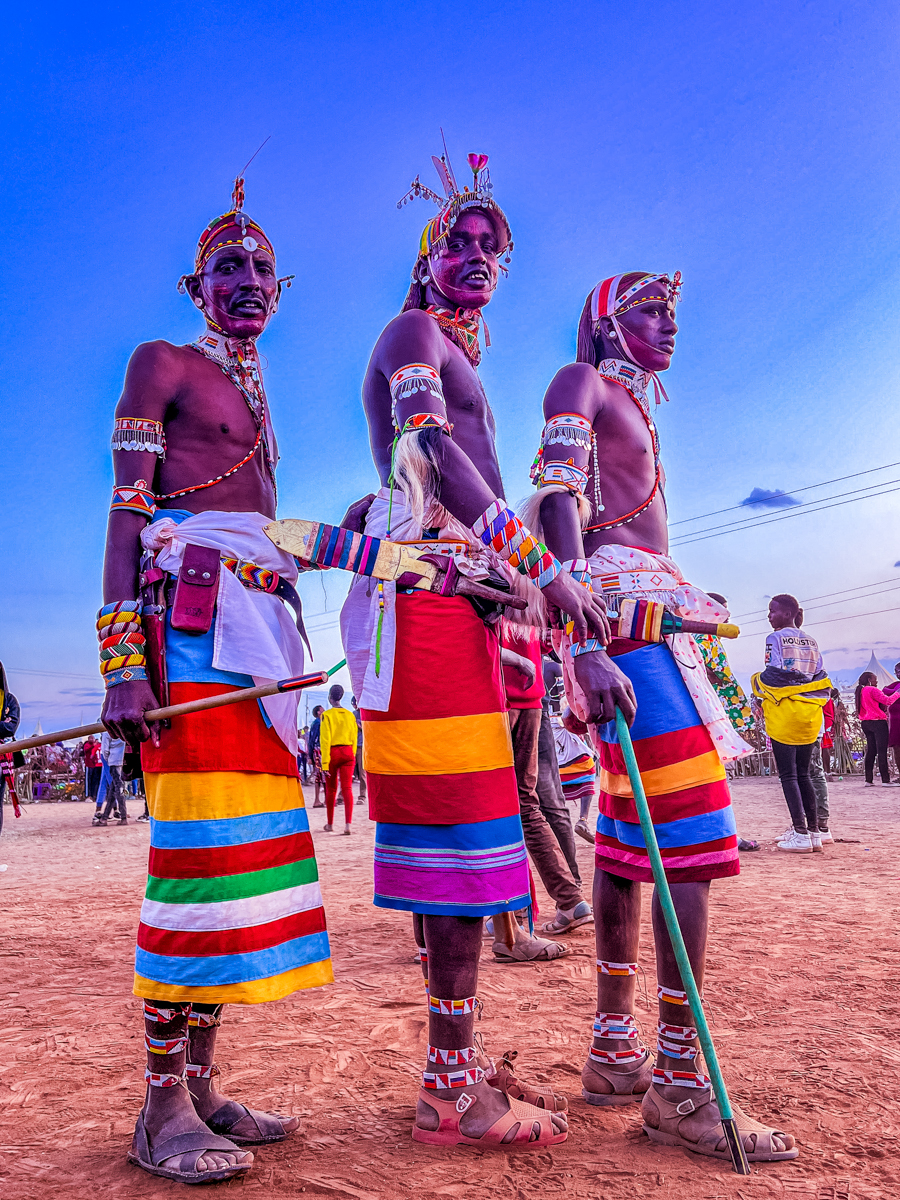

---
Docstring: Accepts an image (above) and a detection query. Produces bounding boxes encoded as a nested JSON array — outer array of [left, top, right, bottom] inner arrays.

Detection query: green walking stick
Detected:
[[614, 707, 751, 1176]]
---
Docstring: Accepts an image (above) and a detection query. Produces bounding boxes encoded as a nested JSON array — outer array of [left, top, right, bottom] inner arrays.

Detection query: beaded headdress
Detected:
[[590, 272, 682, 327], [397, 135, 513, 261], [177, 167, 277, 294]]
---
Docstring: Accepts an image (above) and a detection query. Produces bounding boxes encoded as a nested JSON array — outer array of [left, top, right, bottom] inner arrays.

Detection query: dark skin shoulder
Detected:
[[364, 308, 503, 500]]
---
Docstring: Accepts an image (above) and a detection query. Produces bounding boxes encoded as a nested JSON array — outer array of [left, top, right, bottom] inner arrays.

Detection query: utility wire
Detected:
[[739, 605, 900, 634], [738, 582, 900, 626], [733, 576, 900, 620], [669, 460, 900, 527], [671, 482, 900, 547]]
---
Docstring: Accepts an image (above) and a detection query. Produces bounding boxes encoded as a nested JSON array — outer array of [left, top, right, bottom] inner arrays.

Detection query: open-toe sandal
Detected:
[[127, 1110, 253, 1184], [205, 1100, 296, 1146], [487, 1050, 569, 1112], [641, 1084, 798, 1161], [492, 935, 569, 963], [412, 1088, 567, 1148], [582, 1049, 652, 1107]]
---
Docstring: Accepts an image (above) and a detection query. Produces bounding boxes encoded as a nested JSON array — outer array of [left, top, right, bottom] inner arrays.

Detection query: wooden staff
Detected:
[[613, 707, 751, 1175], [0, 662, 346, 757]]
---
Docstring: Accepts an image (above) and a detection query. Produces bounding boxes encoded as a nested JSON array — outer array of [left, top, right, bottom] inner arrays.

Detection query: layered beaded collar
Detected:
[[596, 358, 663, 415], [425, 305, 485, 367]]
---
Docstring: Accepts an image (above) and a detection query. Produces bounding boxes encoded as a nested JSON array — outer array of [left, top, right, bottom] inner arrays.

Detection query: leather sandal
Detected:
[[412, 1088, 567, 1147], [492, 934, 569, 963], [194, 1064, 298, 1145], [641, 1084, 798, 1161], [486, 1050, 569, 1112], [582, 1050, 653, 1107], [127, 1110, 253, 1184]]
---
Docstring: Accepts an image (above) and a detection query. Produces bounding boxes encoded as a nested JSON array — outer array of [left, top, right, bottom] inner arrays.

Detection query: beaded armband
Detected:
[[390, 363, 451, 435], [111, 417, 166, 459], [96, 601, 147, 689], [472, 501, 561, 589], [530, 412, 599, 503], [110, 479, 157, 521]]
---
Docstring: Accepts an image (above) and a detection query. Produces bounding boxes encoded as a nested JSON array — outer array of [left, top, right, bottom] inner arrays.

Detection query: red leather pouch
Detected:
[[170, 543, 221, 633]]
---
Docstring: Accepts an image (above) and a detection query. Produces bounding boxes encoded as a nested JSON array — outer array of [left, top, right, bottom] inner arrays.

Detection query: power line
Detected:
[[733, 575, 900, 620], [7, 667, 99, 680], [669, 460, 900, 527], [738, 582, 900, 626], [739, 605, 900, 635], [671, 482, 900, 547]]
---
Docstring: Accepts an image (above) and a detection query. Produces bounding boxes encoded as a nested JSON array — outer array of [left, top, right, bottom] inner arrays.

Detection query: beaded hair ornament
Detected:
[[589, 271, 683, 406], [397, 133, 513, 263]]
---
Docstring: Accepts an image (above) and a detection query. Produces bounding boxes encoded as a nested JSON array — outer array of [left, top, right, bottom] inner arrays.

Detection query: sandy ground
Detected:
[[1, 775, 897, 1200]]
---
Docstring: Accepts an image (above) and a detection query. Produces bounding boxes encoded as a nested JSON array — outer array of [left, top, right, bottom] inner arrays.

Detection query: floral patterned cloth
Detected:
[[693, 634, 755, 735]]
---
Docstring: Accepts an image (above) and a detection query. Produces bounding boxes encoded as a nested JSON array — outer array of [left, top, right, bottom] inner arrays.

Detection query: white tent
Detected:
[[864, 652, 893, 688], [31, 718, 43, 736]]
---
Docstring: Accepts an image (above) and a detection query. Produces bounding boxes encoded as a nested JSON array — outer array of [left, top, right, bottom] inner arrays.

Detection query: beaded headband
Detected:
[[177, 174, 278, 294], [589, 272, 682, 325], [397, 135, 513, 262]]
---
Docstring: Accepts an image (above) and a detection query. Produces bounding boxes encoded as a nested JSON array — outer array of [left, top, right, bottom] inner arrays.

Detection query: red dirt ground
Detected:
[[1, 776, 897, 1200]]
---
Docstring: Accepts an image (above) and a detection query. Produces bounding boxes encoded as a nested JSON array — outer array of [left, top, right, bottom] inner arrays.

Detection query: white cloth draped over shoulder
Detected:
[[141, 510, 304, 756], [557, 544, 752, 763]]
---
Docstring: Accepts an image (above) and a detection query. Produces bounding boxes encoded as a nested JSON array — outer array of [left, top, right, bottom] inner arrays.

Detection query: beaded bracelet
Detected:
[[97, 601, 148, 688], [472, 501, 561, 589], [560, 559, 606, 656]]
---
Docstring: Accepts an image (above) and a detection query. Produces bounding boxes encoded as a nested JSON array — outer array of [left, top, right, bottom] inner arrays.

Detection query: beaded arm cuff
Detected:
[[112, 417, 166, 459], [110, 480, 158, 521], [530, 412, 600, 504], [562, 558, 605, 656], [390, 364, 451, 435], [472, 501, 561, 589]]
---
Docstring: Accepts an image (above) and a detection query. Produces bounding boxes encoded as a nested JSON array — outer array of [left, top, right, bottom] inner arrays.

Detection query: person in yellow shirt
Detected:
[[320, 684, 358, 835]]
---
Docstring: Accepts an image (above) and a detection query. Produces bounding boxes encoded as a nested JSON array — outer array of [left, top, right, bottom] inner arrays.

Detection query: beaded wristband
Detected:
[[472, 501, 561, 588], [97, 601, 147, 689], [571, 638, 606, 658]]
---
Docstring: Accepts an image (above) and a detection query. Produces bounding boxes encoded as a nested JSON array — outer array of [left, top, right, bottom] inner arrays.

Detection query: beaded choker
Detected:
[[425, 305, 484, 367]]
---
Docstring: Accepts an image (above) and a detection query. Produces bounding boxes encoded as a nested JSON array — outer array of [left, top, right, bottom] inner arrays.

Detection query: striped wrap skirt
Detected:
[[594, 641, 739, 884], [362, 591, 530, 916], [135, 614, 333, 1004]]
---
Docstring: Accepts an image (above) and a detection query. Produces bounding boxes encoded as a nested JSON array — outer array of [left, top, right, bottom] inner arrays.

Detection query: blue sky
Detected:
[[3, 1, 899, 731]]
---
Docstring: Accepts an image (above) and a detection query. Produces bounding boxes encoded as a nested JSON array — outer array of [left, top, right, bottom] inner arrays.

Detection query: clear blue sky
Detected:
[[3, 1, 899, 731]]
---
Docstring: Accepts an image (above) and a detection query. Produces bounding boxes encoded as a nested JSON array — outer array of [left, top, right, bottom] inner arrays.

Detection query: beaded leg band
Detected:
[[589, 1011, 645, 1065], [598, 960, 638, 976], [652, 1020, 708, 1088], [143, 1001, 192, 1022], [428, 995, 479, 1016], [145, 1069, 185, 1088], [423, 1053, 485, 1090], [145, 1034, 188, 1056], [186, 1063, 219, 1079], [658, 984, 692, 1006], [188, 1005, 224, 1029]]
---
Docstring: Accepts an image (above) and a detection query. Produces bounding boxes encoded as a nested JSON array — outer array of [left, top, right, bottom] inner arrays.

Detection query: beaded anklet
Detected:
[[652, 1067, 711, 1090], [422, 1067, 485, 1090], [657, 1021, 698, 1061], [145, 1069, 185, 1088], [143, 1001, 191, 1023], [185, 1064, 216, 1079], [590, 1011, 645, 1064], [427, 1045, 477, 1065]]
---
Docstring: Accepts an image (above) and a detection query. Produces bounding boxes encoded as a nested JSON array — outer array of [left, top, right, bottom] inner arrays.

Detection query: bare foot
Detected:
[[416, 1077, 567, 1142]]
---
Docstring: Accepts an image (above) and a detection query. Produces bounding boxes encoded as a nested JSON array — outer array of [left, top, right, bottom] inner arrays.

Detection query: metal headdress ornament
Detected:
[[397, 135, 513, 263]]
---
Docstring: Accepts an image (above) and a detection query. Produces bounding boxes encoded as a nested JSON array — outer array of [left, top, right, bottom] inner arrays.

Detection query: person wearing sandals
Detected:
[[752, 595, 832, 852], [99, 179, 333, 1183], [527, 271, 797, 1164], [855, 671, 900, 787], [340, 147, 611, 1148]]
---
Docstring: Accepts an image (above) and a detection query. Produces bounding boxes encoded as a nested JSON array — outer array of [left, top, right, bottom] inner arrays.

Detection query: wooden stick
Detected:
[[614, 708, 751, 1176], [0, 666, 340, 757]]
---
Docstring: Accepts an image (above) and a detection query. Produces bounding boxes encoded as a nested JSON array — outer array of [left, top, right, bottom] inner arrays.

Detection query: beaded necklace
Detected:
[[424, 305, 484, 367], [584, 359, 662, 533], [180, 324, 278, 499]]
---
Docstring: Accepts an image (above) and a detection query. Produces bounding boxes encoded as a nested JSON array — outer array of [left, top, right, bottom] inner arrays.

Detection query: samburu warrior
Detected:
[[100, 177, 332, 1184], [524, 272, 798, 1163], [339, 147, 610, 1146]]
